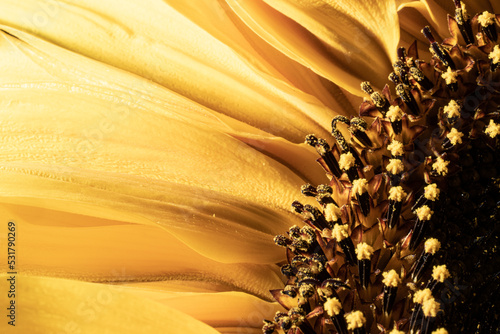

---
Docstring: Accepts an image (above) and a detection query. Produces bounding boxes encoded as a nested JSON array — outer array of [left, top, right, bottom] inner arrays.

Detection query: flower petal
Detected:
[[118, 283, 282, 331], [226, 0, 400, 94], [0, 274, 220, 334], [0, 205, 282, 299], [0, 0, 336, 142], [0, 26, 309, 264]]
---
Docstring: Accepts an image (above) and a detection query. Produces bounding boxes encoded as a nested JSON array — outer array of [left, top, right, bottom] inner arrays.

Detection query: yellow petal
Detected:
[[0, 275, 220, 334], [0, 0, 335, 142], [164, 0, 361, 115], [226, 0, 399, 94], [0, 205, 282, 299], [118, 283, 282, 330], [0, 27, 310, 264]]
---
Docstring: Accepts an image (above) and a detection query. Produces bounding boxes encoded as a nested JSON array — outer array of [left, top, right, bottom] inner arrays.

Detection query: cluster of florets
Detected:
[[265, 3, 499, 334]]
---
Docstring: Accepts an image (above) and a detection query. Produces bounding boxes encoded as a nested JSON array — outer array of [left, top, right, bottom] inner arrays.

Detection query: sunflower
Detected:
[[0, 1, 498, 334]]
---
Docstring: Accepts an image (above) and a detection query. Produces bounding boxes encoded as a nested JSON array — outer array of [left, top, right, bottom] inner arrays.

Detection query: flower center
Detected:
[[264, 4, 499, 334]]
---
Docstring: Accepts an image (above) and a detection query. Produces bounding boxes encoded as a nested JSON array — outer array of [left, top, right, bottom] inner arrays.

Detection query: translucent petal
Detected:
[[226, 0, 400, 94], [0, 0, 336, 142], [0, 275, 220, 334], [0, 205, 282, 299], [0, 27, 309, 264]]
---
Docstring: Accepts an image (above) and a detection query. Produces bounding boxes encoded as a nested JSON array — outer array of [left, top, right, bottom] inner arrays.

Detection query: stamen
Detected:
[[421, 297, 441, 334], [386, 159, 405, 175], [424, 183, 440, 201], [393, 60, 410, 85], [422, 26, 456, 70], [387, 186, 407, 228], [485, 119, 500, 138], [305, 134, 342, 177], [352, 178, 370, 216], [426, 264, 450, 291], [262, 320, 276, 334], [339, 152, 359, 182], [361, 81, 390, 115], [387, 140, 404, 157], [410, 205, 434, 250], [382, 269, 402, 314], [331, 116, 351, 153], [350, 117, 373, 148], [395, 82, 420, 116], [453, 0, 474, 44], [443, 100, 461, 119], [441, 67, 459, 91], [411, 238, 441, 282], [432, 157, 449, 176], [323, 201, 341, 224], [332, 224, 357, 265], [478, 11, 498, 42], [301, 184, 317, 197], [356, 242, 374, 289], [345, 311, 367, 334], [409, 288, 433, 333], [445, 128, 464, 146], [410, 65, 434, 91], [386, 105, 403, 134], [324, 298, 348, 334], [490, 45, 500, 71]]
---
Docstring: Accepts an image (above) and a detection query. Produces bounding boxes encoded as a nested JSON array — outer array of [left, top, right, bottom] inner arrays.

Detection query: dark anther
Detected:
[[301, 184, 317, 197], [274, 235, 289, 247], [358, 259, 371, 289], [410, 66, 434, 91], [394, 60, 410, 85], [409, 218, 427, 250], [361, 82, 390, 116], [288, 225, 301, 239], [280, 264, 295, 277], [291, 200, 304, 214], [387, 200, 403, 229], [317, 138, 342, 178], [303, 204, 329, 230], [357, 191, 371, 217], [331, 116, 351, 153], [282, 285, 297, 298], [395, 83, 420, 116], [316, 192, 338, 207], [453, 0, 474, 44], [481, 13, 498, 42], [262, 320, 276, 334], [422, 26, 456, 70], [316, 184, 333, 195], [383, 285, 398, 314], [339, 238, 357, 266], [349, 117, 373, 148]]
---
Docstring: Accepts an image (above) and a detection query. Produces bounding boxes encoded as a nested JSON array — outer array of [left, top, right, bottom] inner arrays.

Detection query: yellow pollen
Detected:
[[416, 205, 433, 221], [345, 310, 366, 330], [332, 224, 349, 241], [441, 67, 458, 85], [324, 203, 341, 222], [389, 329, 405, 334], [422, 297, 440, 317], [324, 297, 342, 316], [386, 159, 404, 174], [351, 178, 368, 196], [387, 140, 404, 156], [489, 45, 500, 64], [443, 100, 461, 118], [432, 157, 449, 176], [386, 105, 403, 122], [485, 119, 500, 138], [432, 265, 450, 283], [382, 269, 401, 287], [413, 288, 433, 304], [388, 186, 407, 202], [478, 11, 496, 26], [355, 242, 374, 260], [446, 128, 464, 145], [339, 152, 356, 170], [432, 328, 449, 334], [424, 238, 441, 254], [424, 183, 440, 201]]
